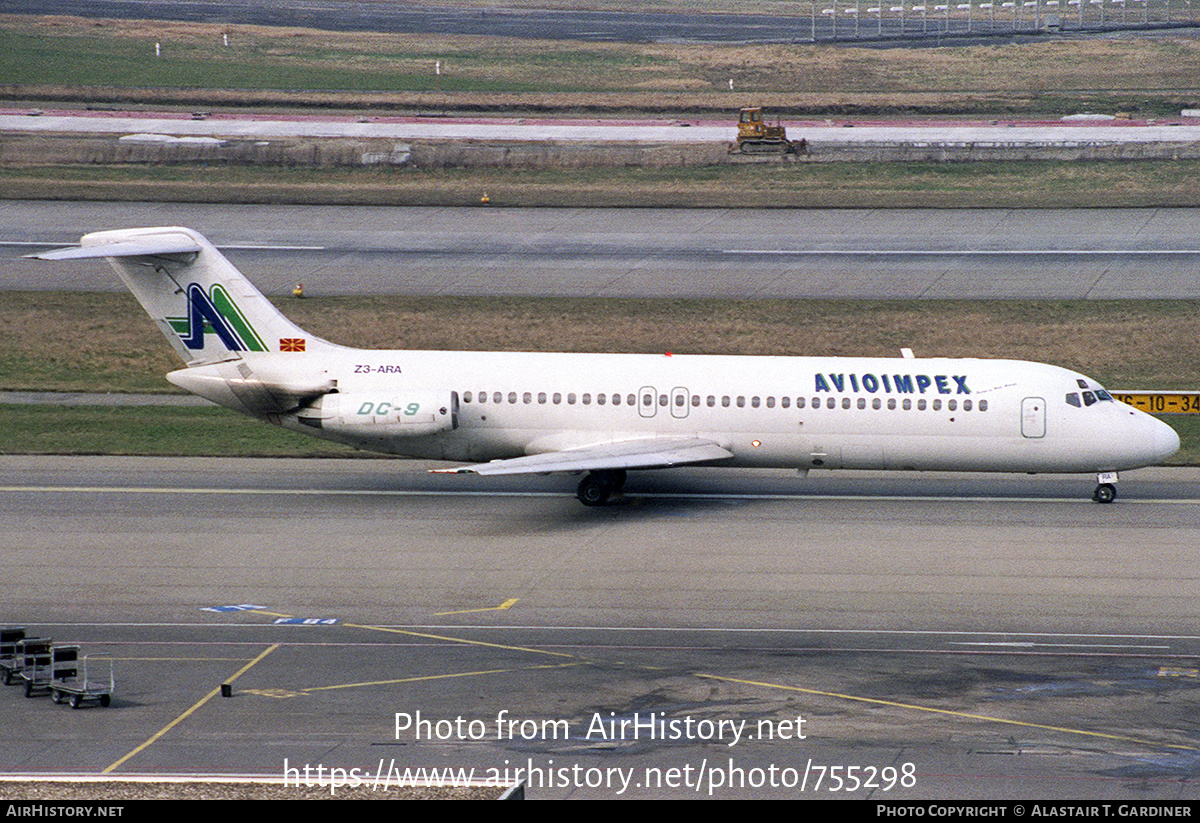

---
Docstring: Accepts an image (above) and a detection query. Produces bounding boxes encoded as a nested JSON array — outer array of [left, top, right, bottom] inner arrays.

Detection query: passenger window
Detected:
[[568, 393, 577, 404], [707, 396, 716, 407], [463, 391, 473, 403], [963, 399, 972, 411], [659, 394, 668, 406], [643, 393, 653, 407], [627, 395, 635, 406], [553, 393, 562, 404], [827, 398, 836, 409], [948, 399, 956, 411], [782, 397, 791, 409], [538, 392, 547, 404], [582, 393, 591, 405], [691, 395, 699, 406], [842, 398, 851, 409], [597, 394, 606, 405], [478, 391, 487, 404], [979, 400, 988, 411], [523, 392, 532, 404], [1066, 393, 1081, 407], [857, 398, 866, 409], [933, 399, 942, 410], [872, 398, 881, 410], [751, 396, 761, 408], [902, 399, 911, 410], [918, 399, 926, 410], [888, 398, 896, 410], [675, 394, 684, 407], [766, 397, 775, 408], [722, 396, 731, 407], [493, 392, 502, 404], [508, 392, 517, 404]]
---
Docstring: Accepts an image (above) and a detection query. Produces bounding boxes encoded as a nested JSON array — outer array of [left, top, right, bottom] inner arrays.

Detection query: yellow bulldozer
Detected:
[[735, 107, 805, 154]]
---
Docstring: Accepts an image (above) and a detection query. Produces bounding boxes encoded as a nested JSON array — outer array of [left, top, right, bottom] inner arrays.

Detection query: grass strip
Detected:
[[5, 293, 1199, 394], [5, 160, 1200, 209]]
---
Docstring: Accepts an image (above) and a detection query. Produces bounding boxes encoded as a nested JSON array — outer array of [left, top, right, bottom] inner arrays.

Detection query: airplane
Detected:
[[30, 226, 1180, 506]]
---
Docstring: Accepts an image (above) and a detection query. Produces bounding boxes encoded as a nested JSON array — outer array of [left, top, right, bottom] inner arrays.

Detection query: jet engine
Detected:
[[295, 392, 458, 437]]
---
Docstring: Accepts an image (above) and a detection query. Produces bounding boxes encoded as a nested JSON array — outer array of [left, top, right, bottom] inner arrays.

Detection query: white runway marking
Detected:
[[1, 484, 1195, 504], [724, 249, 1200, 255]]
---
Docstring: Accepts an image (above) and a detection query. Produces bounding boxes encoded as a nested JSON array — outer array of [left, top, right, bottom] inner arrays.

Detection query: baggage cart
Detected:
[[0, 627, 26, 685], [51, 653, 113, 708], [15, 638, 53, 697]]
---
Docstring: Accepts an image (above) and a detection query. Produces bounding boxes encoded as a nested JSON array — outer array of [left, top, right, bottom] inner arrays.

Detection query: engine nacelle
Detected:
[[296, 392, 458, 437]]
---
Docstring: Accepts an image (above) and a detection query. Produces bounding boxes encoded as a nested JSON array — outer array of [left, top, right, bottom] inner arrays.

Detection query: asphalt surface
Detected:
[[5, 201, 1200, 298], [3, 456, 1200, 799], [6, 199, 1200, 798], [7, 109, 1200, 145]]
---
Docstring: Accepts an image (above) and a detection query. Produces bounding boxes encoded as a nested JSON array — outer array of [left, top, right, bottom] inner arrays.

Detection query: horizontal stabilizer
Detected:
[[27, 226, 333, 364], [434, 436, 733, 476], [26, 236, 202, 261]]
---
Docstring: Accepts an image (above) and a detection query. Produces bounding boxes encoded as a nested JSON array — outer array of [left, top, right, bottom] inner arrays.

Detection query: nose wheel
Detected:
[[577, 469, 626, 507]]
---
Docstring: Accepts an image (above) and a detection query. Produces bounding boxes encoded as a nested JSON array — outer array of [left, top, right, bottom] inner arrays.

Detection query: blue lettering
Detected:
[[935, 375, 951, 394], [815, 374, 830, 392], [953, 375, 971, 394], [916, 375, 932, 394], [829, 374, 845, 392], [357, 402, 374, 415], [882, 374, 891, 393], [862, 374, 879, 392], [894, 375, 913, 393], [850, 374, 859, 392]]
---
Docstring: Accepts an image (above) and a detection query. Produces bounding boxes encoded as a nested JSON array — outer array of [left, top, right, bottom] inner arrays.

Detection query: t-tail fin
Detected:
[[29, 226, 333, 364]]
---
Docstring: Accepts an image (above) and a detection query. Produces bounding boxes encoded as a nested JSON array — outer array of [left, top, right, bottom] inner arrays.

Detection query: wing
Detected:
[[432, 436, 733, 476]]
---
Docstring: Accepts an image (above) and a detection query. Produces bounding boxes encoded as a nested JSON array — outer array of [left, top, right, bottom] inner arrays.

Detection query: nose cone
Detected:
[[1150, 417, 1181, 463]]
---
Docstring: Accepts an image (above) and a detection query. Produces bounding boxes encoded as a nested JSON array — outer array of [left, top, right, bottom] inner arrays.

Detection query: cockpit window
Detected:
[[1066, 393, 1081, 407], [1077, 379, 1088, 389], [1082, 391, 1097, 406], [1096, 389, 1113, 401]]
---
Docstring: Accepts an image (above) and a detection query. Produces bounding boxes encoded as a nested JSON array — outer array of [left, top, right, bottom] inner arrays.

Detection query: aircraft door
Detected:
[[639, 386, 657, 418], [670, 387, 690, 419], [1021, 397, 1046, 438]]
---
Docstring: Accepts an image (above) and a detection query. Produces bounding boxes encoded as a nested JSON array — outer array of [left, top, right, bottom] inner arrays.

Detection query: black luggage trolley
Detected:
[[0, 627, 26, 685], [15, 637, 53, 697]]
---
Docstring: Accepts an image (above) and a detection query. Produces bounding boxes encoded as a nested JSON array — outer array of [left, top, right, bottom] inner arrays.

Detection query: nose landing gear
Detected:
[[577, 469, 627, 507], [1092, 471, 1118, 504]]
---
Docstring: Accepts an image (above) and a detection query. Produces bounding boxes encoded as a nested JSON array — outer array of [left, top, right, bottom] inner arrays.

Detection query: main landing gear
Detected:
[[1092, 471, 1118, 504], [577, 469, 626, 507]]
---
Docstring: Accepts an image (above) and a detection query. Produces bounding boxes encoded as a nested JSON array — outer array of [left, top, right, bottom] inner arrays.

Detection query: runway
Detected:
[[6, 109, 1200, 146], [3, 456, 1200, 798], [5, 201, 1200, 298]]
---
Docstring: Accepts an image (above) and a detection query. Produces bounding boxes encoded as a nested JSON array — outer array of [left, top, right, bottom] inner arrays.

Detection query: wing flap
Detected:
[[434, 436, 733, 476]]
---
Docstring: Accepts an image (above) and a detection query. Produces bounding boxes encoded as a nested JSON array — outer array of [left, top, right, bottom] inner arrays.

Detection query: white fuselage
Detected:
[[192, 348, 1178, 476]]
